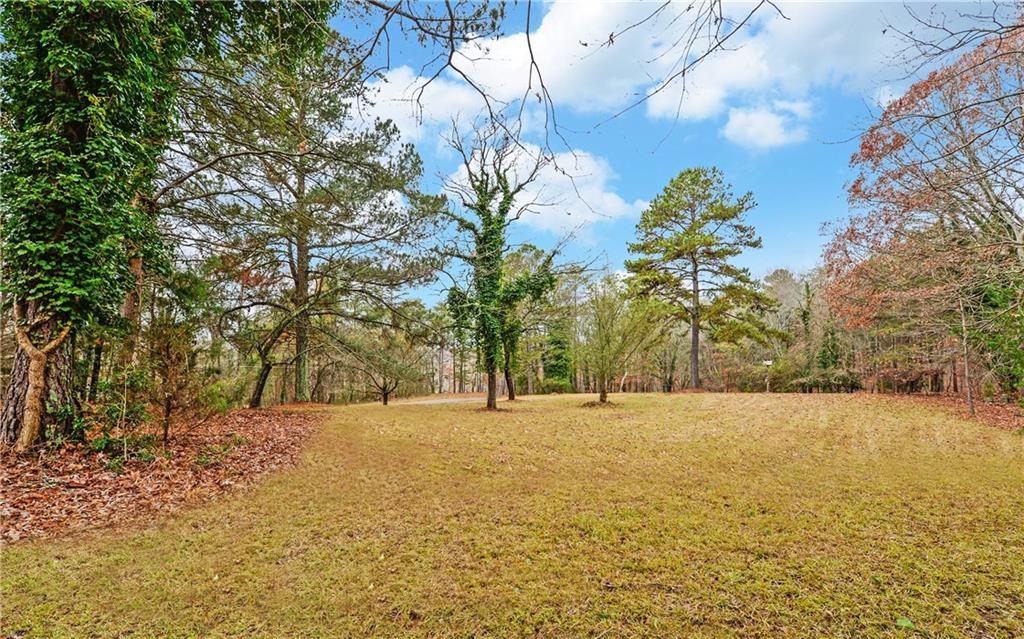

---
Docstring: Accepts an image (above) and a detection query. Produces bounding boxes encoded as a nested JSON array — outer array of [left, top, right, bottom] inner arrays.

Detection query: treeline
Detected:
[[1, 2, 1019, 456], [823, 24, 1024, 412]]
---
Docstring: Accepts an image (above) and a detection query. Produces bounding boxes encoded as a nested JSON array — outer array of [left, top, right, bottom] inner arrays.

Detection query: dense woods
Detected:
[[0, 1, 1021, 458]]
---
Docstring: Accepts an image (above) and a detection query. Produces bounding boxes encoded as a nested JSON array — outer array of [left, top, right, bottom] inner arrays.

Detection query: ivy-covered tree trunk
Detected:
[[476, 215, 504, 411]]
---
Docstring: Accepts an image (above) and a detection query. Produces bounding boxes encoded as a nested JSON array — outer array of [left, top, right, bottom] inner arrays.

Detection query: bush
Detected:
[[788, 369, 861, 393], [541, 377, 574, 394], [199, 376, 248, 414]]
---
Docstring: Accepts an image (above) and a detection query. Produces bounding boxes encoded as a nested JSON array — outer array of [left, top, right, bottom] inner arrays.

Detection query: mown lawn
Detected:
[[3, 394, 1023, 638]]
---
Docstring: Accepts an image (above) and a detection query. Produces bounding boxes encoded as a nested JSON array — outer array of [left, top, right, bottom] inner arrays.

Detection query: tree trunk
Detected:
[[459, 352, 466, 393], [119, 254, 144, 368], [162, 391, 173, 444], [690, 261, 701, 389], [382, 390, 389, 406], [599, 381, 608, 403], [292, 109, 311, 403], [504, 353, 516, 400], [87, 338, 103, 402], [438, 342, 445, 394], [486, 371, 497, 409], [1, 312, 74, 451], [689, 316, 700, 389], [959, 297, 975, 417], [250, 360, 273, 408], [293, 305, 310, 403]]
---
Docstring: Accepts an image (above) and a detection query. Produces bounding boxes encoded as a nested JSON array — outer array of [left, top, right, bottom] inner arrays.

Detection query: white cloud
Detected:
[[366, 2, 994, 148], [446, 144, 644, 237], [722, 107, 808, 149], [873, 84, 899, 107], [773, 99, 813, 120], [367, 66, 481, 143]]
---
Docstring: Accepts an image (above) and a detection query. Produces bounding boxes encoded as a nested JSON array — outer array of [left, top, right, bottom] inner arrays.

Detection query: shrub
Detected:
[[542, 377, 574, 394]]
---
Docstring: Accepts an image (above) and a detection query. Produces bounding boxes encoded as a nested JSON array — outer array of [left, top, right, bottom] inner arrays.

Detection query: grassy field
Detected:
[[3, 394, 1023, 638]]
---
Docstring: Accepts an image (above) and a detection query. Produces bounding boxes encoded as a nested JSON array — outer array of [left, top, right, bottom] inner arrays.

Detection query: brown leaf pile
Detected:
[[883, 393, 1024, 433], [1, 409, 323, 544]]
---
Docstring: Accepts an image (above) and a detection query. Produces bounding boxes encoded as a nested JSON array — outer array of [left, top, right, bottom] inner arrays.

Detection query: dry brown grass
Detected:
[[2, 393, 1022, 638]]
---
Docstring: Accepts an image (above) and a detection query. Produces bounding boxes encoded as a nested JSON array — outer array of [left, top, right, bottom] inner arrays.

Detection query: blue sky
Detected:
[[334, 1, 987, 298]]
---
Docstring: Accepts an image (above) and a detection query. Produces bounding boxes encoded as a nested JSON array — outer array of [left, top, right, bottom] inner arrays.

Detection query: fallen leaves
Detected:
[[0, 408, 323, 544], [883, 394, 1024, 433]]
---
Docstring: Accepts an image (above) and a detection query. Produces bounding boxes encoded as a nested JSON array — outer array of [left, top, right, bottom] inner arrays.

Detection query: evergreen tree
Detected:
[[626, 167, 773, 389], [172, 38, 442, 405]]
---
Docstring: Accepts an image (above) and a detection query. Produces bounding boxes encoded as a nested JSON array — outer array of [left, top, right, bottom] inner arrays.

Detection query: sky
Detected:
[[332, 1, 992, 299]]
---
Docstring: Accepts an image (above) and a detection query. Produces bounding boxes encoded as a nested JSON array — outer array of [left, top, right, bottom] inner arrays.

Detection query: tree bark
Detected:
[[689, 315, 700, 389], [599, 378, 608, 403], [292, 261, 310, 403], [87, 338, 103, 402], [382, 390, 389, 405], [1, 310, 73, 451], [959, 297, 975, 416], [690, 260, 701, 389], [438, 342, 445, 394], [119, 254, 144, 368], [459, 352, 466, 393], [486, 371, 497, 409], [292, 105, 311, 403], [162, 391, 173, 444], [503, 349, 516, 400], [250, 360, 273, 409]]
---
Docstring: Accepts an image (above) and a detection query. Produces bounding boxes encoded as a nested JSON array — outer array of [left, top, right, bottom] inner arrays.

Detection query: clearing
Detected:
[[2, 394, 1022, 638]]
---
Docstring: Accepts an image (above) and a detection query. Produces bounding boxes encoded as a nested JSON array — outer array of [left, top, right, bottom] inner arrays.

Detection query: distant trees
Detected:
[[726, 268, 857, 394], [626, 167, 774, 389], [826, 23, 1024, 405], [323, 320, 429, 406]]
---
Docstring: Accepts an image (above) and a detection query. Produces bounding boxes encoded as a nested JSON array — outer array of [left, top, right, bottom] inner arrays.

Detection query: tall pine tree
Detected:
[[626, 167, 773, 389]]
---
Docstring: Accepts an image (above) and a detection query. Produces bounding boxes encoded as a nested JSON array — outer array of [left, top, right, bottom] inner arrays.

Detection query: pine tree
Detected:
[[626, 167, 773, 389]]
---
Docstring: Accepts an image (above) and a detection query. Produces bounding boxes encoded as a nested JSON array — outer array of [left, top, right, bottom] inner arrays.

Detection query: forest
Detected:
[[1, 1, 1022, 637]]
